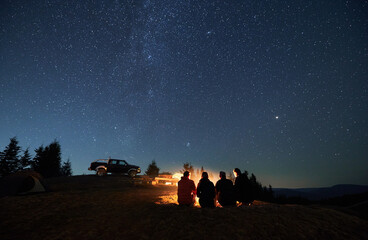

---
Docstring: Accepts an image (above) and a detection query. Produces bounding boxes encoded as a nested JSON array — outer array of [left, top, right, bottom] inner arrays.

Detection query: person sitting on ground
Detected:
[[177, 171, 196, 206], [234, 169, 254, 205], [215, 171, 236, 207], [233, 168, 248, 205], [197, 172, 215, 208]]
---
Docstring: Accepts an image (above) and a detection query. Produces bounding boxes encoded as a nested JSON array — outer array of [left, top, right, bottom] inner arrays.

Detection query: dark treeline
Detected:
[[319, 191, 368, 207], [145, 159, 160, 178], [273, 191, 368, 215], [273, 195, 312, 205], [245, 171, 274, 202], [0, 137, 72, 178]]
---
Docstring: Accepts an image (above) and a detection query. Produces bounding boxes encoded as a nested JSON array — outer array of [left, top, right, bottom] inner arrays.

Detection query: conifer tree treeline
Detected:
[[246, 172, 274, 202], [0, 137, 72, 178], [0, 137, 22, 176], [145, 160, 160, 178]]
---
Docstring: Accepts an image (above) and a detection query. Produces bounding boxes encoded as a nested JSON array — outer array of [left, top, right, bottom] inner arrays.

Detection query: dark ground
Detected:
[[1, 175, 367, 240]]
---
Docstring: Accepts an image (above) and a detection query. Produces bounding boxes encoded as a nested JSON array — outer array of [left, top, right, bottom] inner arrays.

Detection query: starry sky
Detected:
[[1, 0, 367, 188]]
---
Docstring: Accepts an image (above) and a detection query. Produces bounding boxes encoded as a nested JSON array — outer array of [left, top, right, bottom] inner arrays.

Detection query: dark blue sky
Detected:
[[1, 0, 367, 187]]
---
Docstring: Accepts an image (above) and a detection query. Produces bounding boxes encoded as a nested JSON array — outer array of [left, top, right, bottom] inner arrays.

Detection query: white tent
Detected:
[[0, 171, 46, 197]]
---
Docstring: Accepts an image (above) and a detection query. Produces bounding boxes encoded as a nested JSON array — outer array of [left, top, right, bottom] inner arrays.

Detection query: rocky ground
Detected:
[[1, 175, 367, 240]]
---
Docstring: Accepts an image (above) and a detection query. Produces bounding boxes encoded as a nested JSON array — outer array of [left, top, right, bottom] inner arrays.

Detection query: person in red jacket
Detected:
[[177, 171, 196, 206]]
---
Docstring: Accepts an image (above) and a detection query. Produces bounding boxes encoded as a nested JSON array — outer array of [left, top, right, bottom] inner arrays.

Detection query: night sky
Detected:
[[1, 0, 367, 188]]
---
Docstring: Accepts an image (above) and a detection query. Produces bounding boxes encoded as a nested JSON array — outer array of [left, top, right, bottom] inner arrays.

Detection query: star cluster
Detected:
[[1, 0, 367, 187]]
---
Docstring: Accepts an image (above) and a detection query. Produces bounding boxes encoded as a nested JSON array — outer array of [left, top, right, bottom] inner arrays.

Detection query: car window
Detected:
[[118, 161, 127, 166], [110, 160, 118, 165]]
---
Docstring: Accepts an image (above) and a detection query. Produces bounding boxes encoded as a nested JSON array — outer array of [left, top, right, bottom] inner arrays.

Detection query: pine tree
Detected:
[[32, 140, 62, 178], [267, 185, 274, 201], [249, 173, 262, 200], [250, 173, 257, 183], [20, 148, 32, 170], [181, 162, 194, 177], [243, 170, 249, 179], [0, 149, 5, 177], [0, 137, 21, 176], [45, 140, 62, 177], [60, 159, 72, 176], [238, 170, 274, 202], [32, 145, 45, 174], [145, 160, 160, 178]]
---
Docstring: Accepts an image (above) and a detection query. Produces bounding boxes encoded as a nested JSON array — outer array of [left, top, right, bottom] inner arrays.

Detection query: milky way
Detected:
[[1, 0, 367, 187]]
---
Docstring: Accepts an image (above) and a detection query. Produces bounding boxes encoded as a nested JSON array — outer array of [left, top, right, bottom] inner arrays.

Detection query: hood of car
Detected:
[[129, 164, 140, 169]]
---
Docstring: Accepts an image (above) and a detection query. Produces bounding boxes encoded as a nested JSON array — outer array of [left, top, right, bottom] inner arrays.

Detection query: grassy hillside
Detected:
[[1, 175, 367, 240]]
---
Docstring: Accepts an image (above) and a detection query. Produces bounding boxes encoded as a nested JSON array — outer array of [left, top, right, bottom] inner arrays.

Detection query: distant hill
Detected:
[[273, 184, 368, 201]]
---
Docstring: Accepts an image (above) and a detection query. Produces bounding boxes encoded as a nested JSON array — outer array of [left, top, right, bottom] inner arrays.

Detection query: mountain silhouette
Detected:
[[273, 184, 368, 201]]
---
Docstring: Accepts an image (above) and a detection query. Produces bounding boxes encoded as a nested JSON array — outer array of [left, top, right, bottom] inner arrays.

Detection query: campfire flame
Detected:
[[172, 172, 182, 180], [155, 171, 220, 207]]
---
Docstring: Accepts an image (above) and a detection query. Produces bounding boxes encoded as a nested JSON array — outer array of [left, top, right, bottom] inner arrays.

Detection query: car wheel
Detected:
[[128, 170, 137, 178], [97, 168, 106, 176]]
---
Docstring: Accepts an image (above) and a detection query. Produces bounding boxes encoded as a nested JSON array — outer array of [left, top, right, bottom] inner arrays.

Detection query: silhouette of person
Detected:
[[197, 172, 215, 208], [215, 171, 236, 207], [177, 171, 196, 206], [233, 168, 254, 205], [233, 168, 248, 205]]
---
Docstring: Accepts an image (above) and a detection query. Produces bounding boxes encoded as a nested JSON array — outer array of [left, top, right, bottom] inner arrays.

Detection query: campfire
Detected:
[[155, 191, 201, 207], [154, 171, 220, 207]]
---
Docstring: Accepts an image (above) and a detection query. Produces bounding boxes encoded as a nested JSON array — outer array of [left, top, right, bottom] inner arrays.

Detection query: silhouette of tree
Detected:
[[266, 185, 274, 201], [242, 171, 275, 202], [32, 145, 45, 174], [0, 137, 21, 177], [0, 137, 69, 178], [32, 140, 62, 178], [181, 162, 194, 177], [0, 150, 3, 176], [61, 158, 73, 176], [145, 160, 160, 178], [249, 173, 256, 182], [19, 148, 32, 170], [243, 170, 249, 179], [46, 141, 62, 177]]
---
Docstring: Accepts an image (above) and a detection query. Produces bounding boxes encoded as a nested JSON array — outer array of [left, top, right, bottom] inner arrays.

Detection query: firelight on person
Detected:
[[177, 171, 196, 206]]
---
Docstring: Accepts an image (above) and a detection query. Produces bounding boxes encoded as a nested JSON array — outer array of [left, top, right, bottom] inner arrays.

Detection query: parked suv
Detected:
[[88, 159, 141, 177]]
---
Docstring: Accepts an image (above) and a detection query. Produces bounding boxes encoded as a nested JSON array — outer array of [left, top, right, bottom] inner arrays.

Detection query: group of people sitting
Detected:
[[177, 168, 253, 208]]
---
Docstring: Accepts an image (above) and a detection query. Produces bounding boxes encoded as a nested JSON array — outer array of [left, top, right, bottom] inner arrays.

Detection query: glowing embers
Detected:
[[155, 192, 201, 207]]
